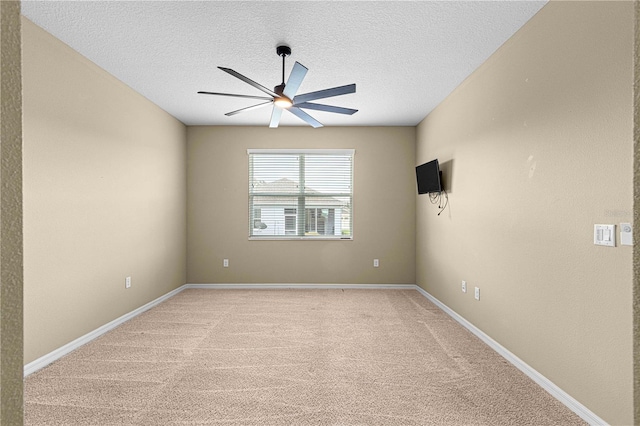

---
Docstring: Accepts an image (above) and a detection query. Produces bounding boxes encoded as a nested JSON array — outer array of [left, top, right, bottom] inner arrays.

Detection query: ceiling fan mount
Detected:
[[197, 45, 357, 128], [276, 45, 291, 58]]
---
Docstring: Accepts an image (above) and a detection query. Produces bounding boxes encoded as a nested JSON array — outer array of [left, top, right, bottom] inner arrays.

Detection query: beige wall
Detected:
[[187, 126, 415, 285], [0, 2, 23, 424], [416, 2, 633, 424], [22, 18, 187, 364]]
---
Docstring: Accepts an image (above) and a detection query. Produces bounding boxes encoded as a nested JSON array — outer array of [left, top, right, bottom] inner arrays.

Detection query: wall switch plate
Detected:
[[474, 287, 480, 301], [461, 281, 467, 293], [223, 259, 229, 268], [594, 224, 615, 247], [373, 259, 379, 268], [125, 276, 131, 289], [620, 222, 633, 246]]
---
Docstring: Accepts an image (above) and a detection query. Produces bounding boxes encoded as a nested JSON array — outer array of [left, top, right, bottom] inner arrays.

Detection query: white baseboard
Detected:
[[184, 283, 416, 290], [412, 286, 607, 426], [23, 285, 188, 377], [23, 282, 607, 425]]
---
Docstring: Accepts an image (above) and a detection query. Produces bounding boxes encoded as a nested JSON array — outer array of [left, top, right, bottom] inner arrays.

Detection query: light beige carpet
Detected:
[[25, 289, 586, 425]]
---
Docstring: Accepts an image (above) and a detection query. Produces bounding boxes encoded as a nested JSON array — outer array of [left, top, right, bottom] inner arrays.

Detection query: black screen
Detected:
[[416, 159, 442, 194]]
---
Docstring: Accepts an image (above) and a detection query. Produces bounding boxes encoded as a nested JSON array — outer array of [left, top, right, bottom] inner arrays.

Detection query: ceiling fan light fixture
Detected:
[[274, 96, 292, 108], [197, 45, 357, 127]]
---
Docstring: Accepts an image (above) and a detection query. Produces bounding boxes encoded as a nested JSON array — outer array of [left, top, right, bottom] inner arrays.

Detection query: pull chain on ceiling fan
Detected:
[[198, 46, 357, 128]]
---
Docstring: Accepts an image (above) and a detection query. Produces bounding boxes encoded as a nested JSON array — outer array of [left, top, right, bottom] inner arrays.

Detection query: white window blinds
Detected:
[[248, 149, 354, 239]]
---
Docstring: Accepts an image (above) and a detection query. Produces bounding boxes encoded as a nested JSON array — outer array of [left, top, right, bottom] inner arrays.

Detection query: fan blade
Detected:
[[198, 91, 273, 101], [269, 106, 284, 128], [282, 62, 308, 99], [287, 107, 323, 128], [293, 84, 356, 104], [225, 101, 273, 117], [295, 102, 358, 115], [218, 67, 278, 97]]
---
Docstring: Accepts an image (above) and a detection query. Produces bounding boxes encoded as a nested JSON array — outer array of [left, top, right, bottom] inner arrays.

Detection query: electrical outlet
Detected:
[[474, 287, 480, 301], [223, 259, 229, 268], [461, 281, 467, 293], [373, 259, 379, 268], [125, 276, 131, 289]]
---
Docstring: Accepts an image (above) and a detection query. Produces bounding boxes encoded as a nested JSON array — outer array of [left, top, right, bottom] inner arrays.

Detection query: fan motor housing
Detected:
[[274, 83, 286, 96]]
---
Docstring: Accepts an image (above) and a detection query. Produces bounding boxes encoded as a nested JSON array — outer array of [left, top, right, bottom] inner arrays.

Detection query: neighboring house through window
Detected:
[[248, 149, 354, 239]]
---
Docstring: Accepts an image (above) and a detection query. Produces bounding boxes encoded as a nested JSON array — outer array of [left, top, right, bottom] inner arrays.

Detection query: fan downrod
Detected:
[[275, 45, 292, 93]]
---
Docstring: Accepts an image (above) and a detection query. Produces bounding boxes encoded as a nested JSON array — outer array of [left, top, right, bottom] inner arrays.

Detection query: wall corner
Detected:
[[0, 1, 23, 424]]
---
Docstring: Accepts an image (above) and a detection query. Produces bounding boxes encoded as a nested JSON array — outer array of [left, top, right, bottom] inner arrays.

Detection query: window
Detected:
[[248, 149, 354, 239], [253, 209, 263, 229], [284, 208, 297, 235], [305, 208, 335, 235]]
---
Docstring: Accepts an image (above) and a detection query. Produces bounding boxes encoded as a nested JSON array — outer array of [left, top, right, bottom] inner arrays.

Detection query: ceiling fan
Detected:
[[198, 46, 357, 128]]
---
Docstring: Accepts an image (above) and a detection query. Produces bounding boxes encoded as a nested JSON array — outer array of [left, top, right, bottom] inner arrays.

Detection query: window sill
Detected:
[[249, 236, 353, 241]]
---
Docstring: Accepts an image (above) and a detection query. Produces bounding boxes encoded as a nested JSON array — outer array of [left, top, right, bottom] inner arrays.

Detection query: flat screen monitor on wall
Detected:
[[416, 159, 443, 194]]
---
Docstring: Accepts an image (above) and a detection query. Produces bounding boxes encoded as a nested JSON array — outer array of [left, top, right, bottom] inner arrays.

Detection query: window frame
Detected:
[[248, 149, 354, 241]]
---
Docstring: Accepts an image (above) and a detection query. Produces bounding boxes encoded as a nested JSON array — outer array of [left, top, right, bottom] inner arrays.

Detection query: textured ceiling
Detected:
[[21, 1, 547, 127]]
